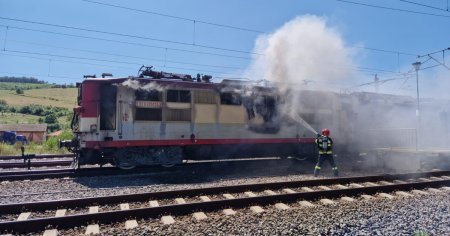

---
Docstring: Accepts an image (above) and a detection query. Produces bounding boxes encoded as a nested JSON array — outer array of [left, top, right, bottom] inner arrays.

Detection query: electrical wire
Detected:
[[336, 0, 450, 18], [0, 50, 237, 75], [82, 0, 264, 33], [0, 70, 80, 80], [0, 25, 251, 60], [1, 39, 243, 70], [399, 0, 450, 13], [417, 47, 450, 58], [0, 16, 262, 55], [0, 51, 137, 70], [356, 46, 417, 56]]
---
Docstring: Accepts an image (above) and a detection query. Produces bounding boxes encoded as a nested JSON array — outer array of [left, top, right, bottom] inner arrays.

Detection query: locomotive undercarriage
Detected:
[[75, 146, 183, 169], [112, 146, 183, 169]]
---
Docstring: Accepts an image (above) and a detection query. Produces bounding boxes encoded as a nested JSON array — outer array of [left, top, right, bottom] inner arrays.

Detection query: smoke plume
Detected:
[[244, 15, 357, 91], [120, 79, 163, 91], [243, 15, 358, 134]]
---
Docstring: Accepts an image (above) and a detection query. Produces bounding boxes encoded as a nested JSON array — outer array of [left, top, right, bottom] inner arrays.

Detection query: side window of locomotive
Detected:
[[135, 90, 162, 121], [194, 90, 217, 104], [220, 93, 242, 105], [135, 89, 161, 101], [167, 90, 191, 103], [135, 108, 162, 121]]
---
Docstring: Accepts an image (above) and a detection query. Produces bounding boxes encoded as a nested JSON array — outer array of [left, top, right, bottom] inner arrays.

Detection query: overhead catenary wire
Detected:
[[0, 51, 137, 70], [336, 0, 450, 18], [0, 50, 239, 75], [0, 38, 243, 70], [0, 70, 80, 81], [355, 45, 417, 57], [0, 25, 251, 60], [0, 22, 419, 68], [5, 36, 412, 75], [0, 17, 419, 59], [399, 0, 450, 13], [417, 47, 450, 58], [353, 72, 415, 88], [0, 16, 263, 55], [82, 0, 265, 34], [0, 27, 415, 79]]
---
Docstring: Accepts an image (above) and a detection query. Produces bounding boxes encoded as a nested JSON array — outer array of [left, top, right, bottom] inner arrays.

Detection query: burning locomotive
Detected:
[[61, 67, 317, 169], [61, 66, 450, 170]]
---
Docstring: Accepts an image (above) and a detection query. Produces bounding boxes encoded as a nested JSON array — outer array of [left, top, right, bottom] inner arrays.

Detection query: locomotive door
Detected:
[[100, 85, 117, 131]]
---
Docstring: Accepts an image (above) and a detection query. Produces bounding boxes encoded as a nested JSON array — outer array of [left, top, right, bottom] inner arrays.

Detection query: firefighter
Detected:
[[314, 128, 338, 177]]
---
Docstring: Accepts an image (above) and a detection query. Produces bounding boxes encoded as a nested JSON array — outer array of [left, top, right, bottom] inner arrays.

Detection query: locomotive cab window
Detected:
[[220, 92, 242, 105], [167, 90, 191, 103]]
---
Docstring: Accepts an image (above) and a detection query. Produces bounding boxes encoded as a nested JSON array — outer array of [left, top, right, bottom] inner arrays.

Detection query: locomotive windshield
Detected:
[[100, 85, 117, 130]]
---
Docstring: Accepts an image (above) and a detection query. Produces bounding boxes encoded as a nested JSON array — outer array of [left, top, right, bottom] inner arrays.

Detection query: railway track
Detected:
[[0, 158, 302, 181], [0, 154, 75, 161], [0, 154, 74, 170], [0, 171, 449, 234]]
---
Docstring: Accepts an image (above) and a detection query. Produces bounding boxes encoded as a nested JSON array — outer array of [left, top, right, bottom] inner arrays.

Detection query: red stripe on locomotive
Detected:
[[86, 138, 315, 148]]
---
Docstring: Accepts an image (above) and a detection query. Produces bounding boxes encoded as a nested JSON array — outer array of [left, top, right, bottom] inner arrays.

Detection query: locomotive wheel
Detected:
[[161, 163, 176, 168], [113, 158, 137, 170], [113, 149, 137, 170]]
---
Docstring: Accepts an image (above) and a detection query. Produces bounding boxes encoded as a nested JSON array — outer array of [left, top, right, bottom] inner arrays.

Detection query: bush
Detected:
[[44, 137, 59, 151], [58, 130, 74, 140], [44, 114, 58, 123], [47, 123, 61, 132], [19, 105, 31, 114], [15, 88, 24, 94]]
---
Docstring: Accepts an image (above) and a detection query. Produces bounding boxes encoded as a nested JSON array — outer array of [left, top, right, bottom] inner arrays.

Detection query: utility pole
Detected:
[[374, 74, 379, 93], [412, 61, 422, 151]]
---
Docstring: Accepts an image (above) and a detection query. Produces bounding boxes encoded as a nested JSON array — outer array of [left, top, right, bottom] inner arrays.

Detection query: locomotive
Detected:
[[61, 66, 450, 169], [61, 67, 318, 169]]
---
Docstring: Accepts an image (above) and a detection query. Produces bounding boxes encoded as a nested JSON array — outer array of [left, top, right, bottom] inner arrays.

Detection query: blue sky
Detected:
[[0, 0, 449, 97]]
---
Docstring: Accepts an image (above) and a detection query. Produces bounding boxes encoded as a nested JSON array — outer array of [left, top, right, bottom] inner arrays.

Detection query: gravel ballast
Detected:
[[0, 161, 369, 204], [1, 159, 448, 235], [55, 193, 449, 235]]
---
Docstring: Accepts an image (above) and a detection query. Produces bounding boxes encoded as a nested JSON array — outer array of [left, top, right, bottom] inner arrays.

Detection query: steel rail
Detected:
[[0, 158, 298, 181], [0, 160, 73, 168], [0, 171, 448, 214], [0, 154, 74, 160], [0, 178, 449, 233]]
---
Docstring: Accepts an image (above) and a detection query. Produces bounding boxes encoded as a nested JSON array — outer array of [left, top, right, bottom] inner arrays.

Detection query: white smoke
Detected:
[[243, 15, 359, 134], [244, 15, 358, 91], [120, 79, 163, 91]]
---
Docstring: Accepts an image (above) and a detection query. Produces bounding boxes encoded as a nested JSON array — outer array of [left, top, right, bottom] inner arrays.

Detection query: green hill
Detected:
[[0, 83, 78, 131], [0, 87, 78, 109]]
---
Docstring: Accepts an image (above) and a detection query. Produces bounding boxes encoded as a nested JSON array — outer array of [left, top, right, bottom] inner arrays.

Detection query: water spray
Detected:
[[287, 111, 318, 135]]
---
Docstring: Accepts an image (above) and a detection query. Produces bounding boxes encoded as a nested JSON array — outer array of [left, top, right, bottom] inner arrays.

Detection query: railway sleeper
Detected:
[[0, 179, 449, 234]]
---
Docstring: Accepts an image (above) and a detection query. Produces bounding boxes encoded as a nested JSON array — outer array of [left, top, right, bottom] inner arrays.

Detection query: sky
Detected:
[[0, 0, 449, 98]]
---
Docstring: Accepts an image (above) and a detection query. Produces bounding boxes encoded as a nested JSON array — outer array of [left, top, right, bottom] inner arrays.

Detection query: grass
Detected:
[[0, 82, 53, 90], [0, 87, 77, 109], [0, 131, 74, 155], [0, 112, 41, 124], [0, 142, 70, 155]]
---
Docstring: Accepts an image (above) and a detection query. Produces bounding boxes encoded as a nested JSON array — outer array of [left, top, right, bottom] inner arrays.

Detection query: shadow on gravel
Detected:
[[73, 159, 319, 188]]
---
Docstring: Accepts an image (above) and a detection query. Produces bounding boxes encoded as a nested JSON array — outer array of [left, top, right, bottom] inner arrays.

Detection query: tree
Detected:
[[15, 88, 24, 94], [44, 114, 58, 124]]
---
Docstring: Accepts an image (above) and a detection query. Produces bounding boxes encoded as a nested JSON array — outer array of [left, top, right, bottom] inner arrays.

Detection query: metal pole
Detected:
[[415, 68, 420, 151], [412, 61, 421, 151]]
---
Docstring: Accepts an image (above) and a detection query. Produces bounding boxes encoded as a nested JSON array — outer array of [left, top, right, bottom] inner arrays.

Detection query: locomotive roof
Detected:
[[82, 77, 277, 92]]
